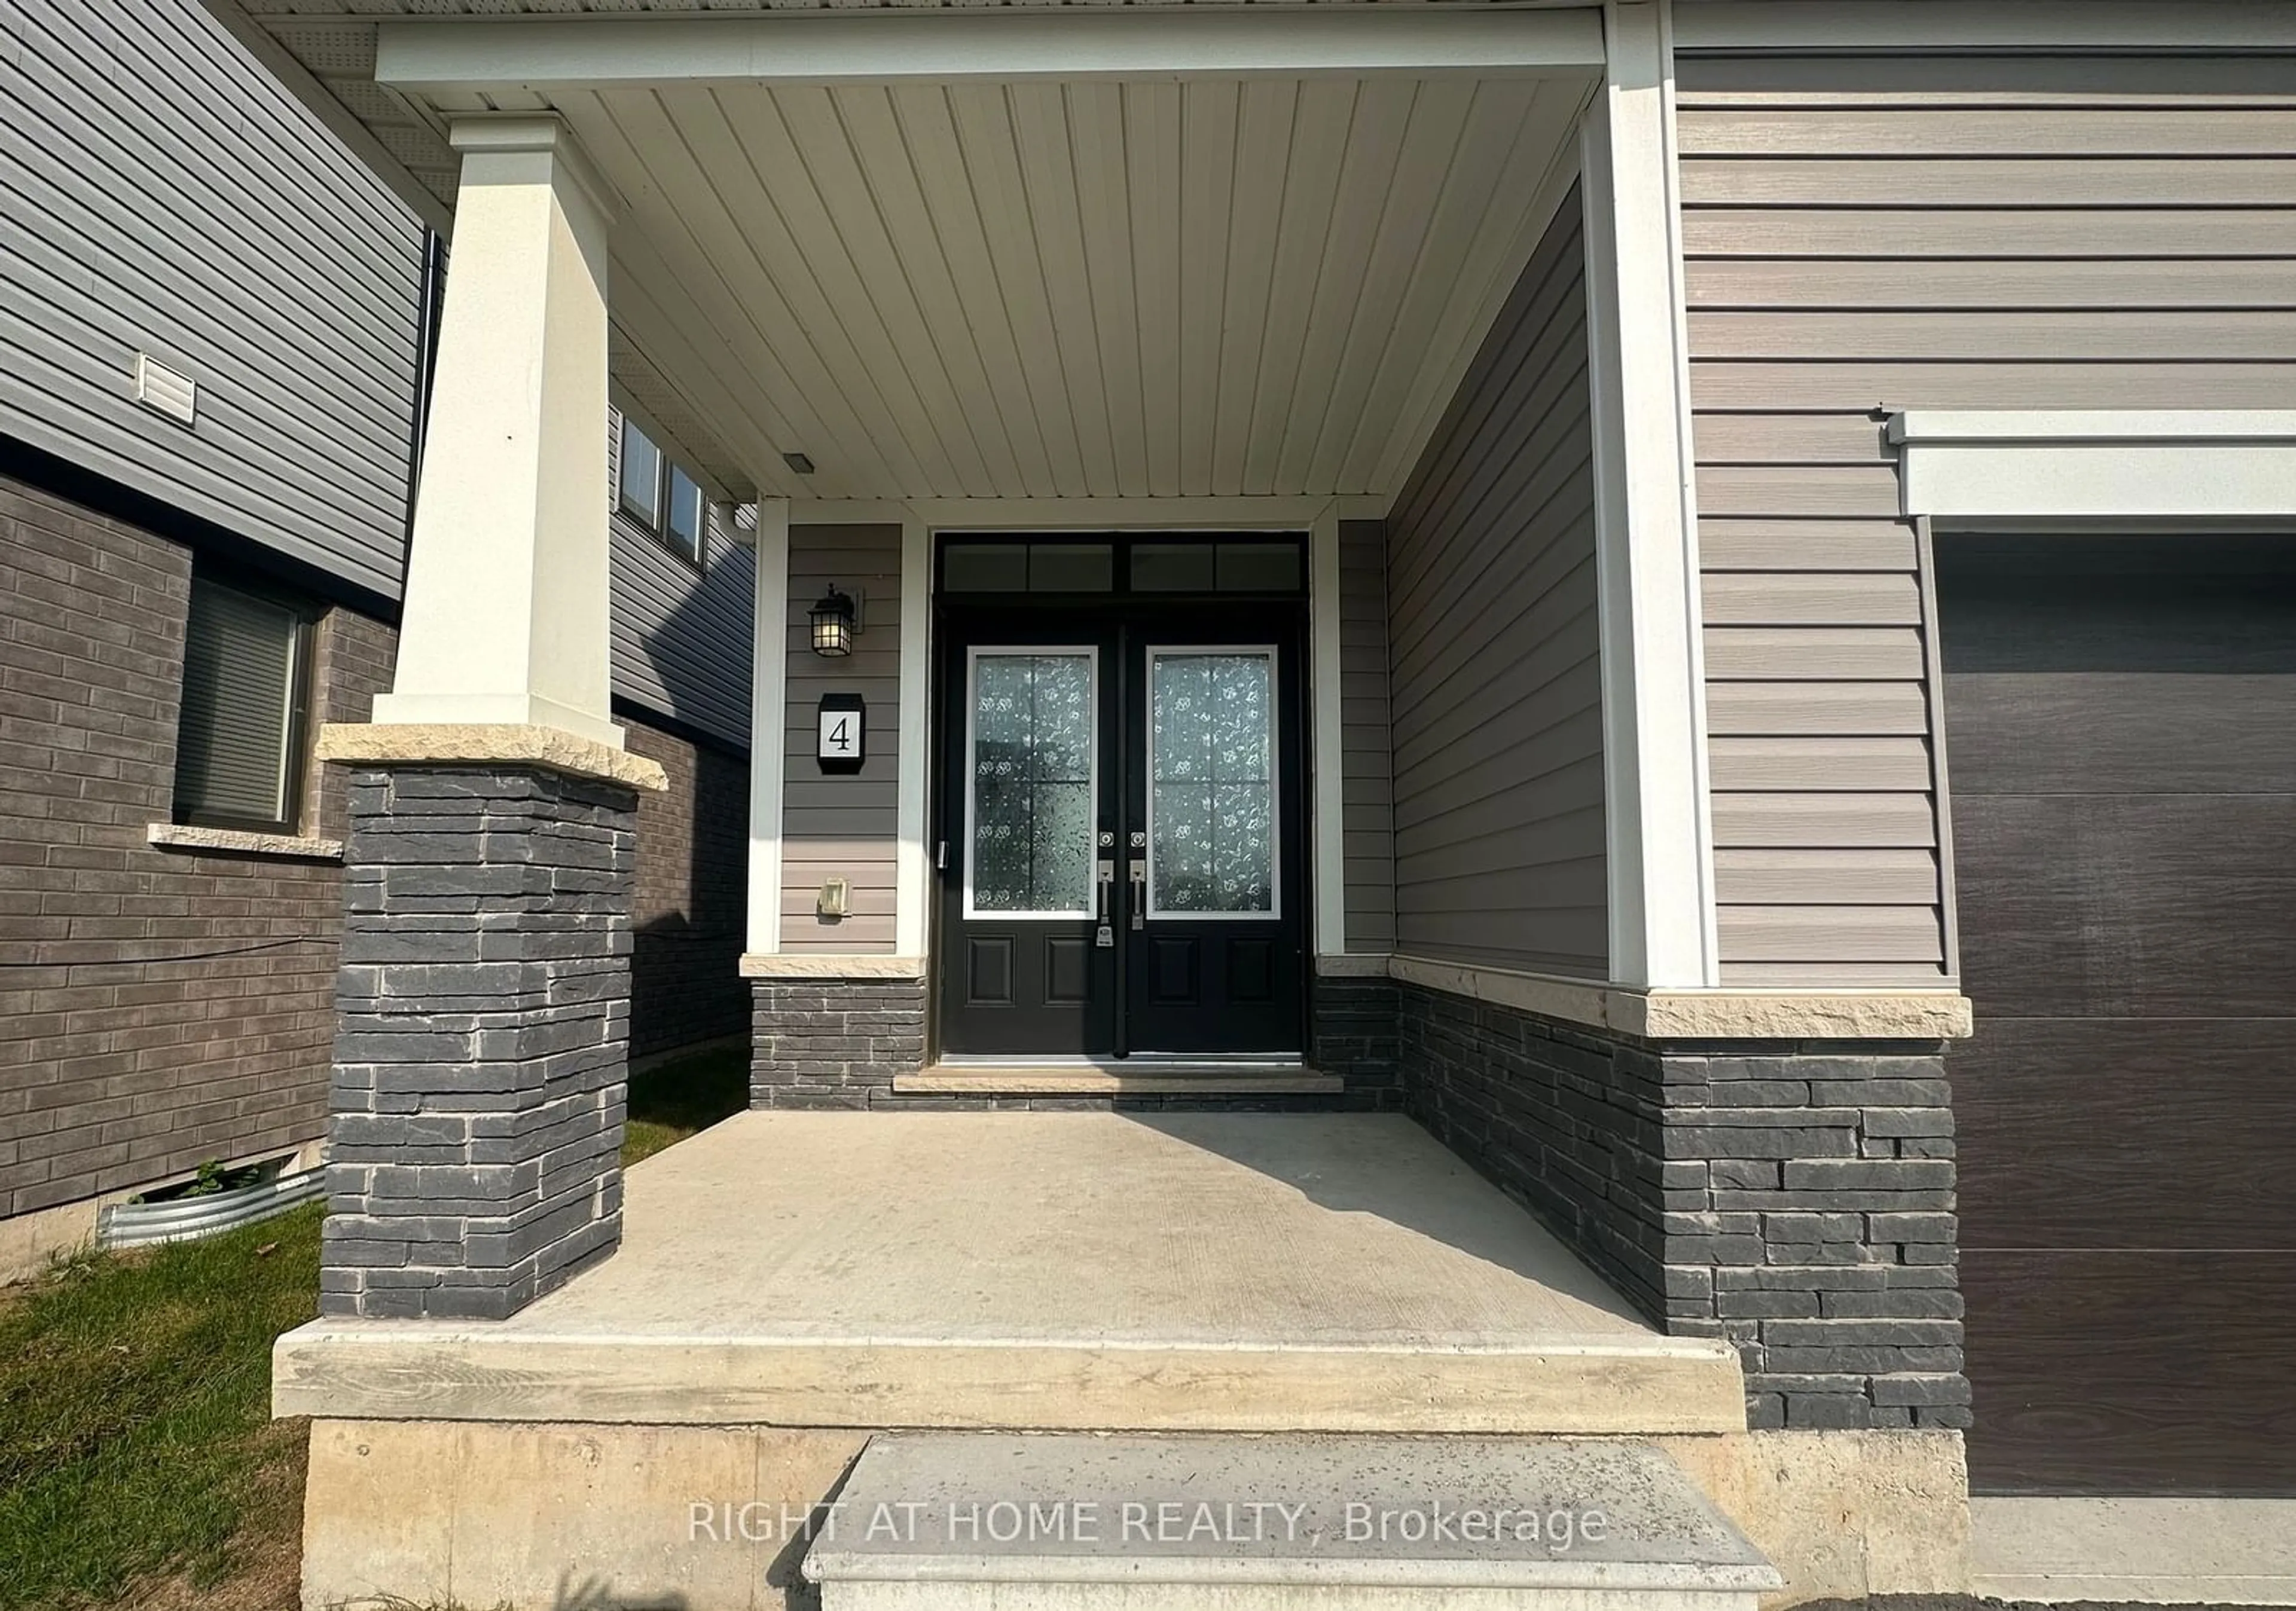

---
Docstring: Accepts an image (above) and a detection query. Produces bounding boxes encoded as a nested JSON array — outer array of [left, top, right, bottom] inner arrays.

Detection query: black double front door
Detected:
[[936, 601, 1306, 1060]]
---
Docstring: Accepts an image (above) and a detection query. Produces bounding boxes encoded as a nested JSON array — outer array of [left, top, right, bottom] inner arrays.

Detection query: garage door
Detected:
[[1938, 534, 2296, 1496]]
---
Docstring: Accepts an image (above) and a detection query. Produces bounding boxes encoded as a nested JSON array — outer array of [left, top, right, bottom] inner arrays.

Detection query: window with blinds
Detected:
[[172, 576, 312, 833]]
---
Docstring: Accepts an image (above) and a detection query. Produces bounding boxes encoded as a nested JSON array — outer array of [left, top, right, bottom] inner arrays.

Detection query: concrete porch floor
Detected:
[[274, 1112, 1742, 1434]]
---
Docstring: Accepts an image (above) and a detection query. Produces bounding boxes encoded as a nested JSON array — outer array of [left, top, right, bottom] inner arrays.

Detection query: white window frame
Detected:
[[1144, 644, 1283, 924], [960, 644, 1101, 923]]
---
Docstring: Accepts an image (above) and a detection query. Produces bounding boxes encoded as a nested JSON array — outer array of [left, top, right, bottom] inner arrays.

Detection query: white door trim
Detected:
[[747, 500, 790, 956], [1308, 505, 1348, 957], [894, 519, 932, 957]]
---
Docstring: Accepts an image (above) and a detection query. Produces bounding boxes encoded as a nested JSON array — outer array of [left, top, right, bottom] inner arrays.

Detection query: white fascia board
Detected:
[[376, 9, 1606, 94], [1892, 411, 2296, 521], [1674, 1, 2296, 53]]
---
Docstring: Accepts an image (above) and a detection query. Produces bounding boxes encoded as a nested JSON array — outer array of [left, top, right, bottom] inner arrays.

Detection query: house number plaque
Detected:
[[816, 693, 865, 774]]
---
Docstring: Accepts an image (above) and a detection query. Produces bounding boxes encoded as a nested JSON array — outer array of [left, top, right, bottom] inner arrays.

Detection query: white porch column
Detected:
[[1581, 0, 1718, 989], [371, 118, 622, 749]]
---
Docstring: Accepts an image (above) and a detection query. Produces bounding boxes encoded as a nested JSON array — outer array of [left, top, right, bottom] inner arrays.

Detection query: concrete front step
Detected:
[[804, 1432, 1782, 1610]]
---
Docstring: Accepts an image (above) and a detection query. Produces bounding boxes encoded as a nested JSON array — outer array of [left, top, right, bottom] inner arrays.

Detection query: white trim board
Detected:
[[1892, 411, 2296, 521], [1674, 1, 2296, 52], [789, 497, 1375, 529], [1581, 0, 1718, 991], [1309, 507, 1348, 957], [746, 501, 791, 956], [376, 11, 1607, 94], [894, 521, 931, 958]]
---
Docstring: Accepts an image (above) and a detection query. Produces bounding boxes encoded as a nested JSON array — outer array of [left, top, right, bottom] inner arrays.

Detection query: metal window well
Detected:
[[97, 1160, 326, 1251]]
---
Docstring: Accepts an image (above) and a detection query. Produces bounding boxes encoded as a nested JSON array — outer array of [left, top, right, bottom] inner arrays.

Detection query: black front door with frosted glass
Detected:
[[935, 538, 1307, 1060]]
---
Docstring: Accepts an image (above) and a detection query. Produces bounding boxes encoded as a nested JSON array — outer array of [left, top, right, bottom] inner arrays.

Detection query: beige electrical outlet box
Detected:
[[817, 877, 850, 919]]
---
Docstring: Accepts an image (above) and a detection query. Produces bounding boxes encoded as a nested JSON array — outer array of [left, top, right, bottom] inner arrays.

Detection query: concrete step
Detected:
[[804, 1432, 1782, 1610]]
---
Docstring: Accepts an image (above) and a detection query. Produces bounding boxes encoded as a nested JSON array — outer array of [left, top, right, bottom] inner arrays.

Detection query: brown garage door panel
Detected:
[[1953, 793, 2296, 1020], [1962, 1250, 2296, 1496], [1958, 1019, 2296, 1251], [1946, 671, 2296, 794]]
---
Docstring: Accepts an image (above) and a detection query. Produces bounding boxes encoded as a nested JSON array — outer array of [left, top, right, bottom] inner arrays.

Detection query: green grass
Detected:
[[621, 1041, 749, 1166], [0, 1203, 323, 1610], [0, 1044, 750, 1610]]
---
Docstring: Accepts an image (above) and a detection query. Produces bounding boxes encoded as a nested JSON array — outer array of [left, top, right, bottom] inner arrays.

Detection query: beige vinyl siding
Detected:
[[1385, 185, 1605, 980], [1677, 52, 2296, 986], [780, 523, 902, 954], [1337, 516, 1396, 953]]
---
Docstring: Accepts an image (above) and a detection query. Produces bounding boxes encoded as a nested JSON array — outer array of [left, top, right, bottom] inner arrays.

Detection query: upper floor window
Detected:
[[619, 415, 706, 567], [173, 574, 313, 834]]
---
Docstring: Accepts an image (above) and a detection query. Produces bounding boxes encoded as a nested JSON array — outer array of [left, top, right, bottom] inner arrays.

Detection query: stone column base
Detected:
[[323, 765, 637, 1319]]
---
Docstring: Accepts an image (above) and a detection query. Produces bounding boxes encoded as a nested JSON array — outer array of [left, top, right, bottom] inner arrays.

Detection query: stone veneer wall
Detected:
[[1308, 973, 1402, 1105], [323, 766, 634, 1319], [1398, 982, 1968, 1432], [750, 977, 929, 1108], [749, 974, 1402, 1111]]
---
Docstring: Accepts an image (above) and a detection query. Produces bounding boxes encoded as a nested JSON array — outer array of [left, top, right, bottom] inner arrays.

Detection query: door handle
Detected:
[[1095, 860, 1114, 921], [1128, 858, 1147, 929]]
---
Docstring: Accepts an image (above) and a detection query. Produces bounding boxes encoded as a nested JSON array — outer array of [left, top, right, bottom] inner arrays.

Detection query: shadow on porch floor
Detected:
[[273, 1111, 1742, 1436]]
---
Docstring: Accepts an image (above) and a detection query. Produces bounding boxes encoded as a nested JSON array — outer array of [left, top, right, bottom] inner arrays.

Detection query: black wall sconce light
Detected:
[[809, 585, 857, 658]]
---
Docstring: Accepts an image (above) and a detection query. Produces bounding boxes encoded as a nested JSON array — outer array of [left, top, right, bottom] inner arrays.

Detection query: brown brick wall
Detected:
[[0, 472, 751, 1224], [0, 473, 393, 1219], [622, 717, 750, 1059]]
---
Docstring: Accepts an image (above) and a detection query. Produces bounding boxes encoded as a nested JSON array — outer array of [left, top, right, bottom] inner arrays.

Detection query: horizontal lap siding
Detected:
[[1677, 53, 2296, 986], [606, 409, 755, 750], [1386, 188, 1605, 979], [0, 0, 422, 598], [1338, 517, 1394, 953], [780, 524, 902, 954]]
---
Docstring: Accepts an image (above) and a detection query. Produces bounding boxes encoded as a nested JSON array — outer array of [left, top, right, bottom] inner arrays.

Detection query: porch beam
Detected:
[[375, 10, 1605, 94], [1581, 1, 1718, 990]]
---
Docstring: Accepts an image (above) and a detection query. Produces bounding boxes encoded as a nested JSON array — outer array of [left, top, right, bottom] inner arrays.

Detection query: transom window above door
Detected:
[[939, 535, 1306, 598]]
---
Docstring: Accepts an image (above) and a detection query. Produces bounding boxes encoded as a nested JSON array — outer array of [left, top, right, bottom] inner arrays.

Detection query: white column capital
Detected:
[[373, 111, 620, 750]]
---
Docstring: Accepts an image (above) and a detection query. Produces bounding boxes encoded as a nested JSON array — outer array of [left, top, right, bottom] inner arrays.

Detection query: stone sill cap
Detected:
[[1333, 953, 1974, 1041], [742, 953, 926, 979], [146, 823, 344, 861], [316, 723, 668, 792]]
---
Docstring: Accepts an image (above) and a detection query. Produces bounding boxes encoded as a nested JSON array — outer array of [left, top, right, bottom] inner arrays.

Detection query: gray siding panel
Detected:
[[606, 410, 755, 750], [1337, 516, 1394, 952], [780, 523, 902, 955], [1385, 186, 1606, 980], [0, 0, 423, 598], [1677, 52, 2296, 985]]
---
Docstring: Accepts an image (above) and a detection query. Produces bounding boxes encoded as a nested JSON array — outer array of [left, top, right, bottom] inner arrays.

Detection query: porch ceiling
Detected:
[[574, 75, 1588, 502], [203, 4, 1597, 506]]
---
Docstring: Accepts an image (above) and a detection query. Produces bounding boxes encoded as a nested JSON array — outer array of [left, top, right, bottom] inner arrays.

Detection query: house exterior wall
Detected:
[[0, 474, 386, 1225], [1384, 183, 1607, 980], [607, 409, 756, 753], [1677, 50, 2296, 986], [621, 719, 750, 1060], [0, 468, 750, 1243], [778, 522, 903, 955], [0, 0, 426, 603]]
